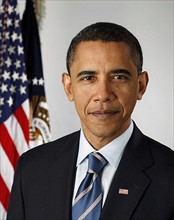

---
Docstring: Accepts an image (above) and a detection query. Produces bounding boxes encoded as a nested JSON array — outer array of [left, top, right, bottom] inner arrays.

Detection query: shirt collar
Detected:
[[76, 121, 134, 168]]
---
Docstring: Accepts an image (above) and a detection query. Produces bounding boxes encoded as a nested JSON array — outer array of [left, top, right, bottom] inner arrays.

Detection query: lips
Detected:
[[90, 109, 119, 119]]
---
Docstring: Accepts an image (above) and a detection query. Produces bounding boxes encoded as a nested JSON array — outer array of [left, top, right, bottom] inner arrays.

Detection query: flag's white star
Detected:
[[0, 83, 8, 93], [38, 78, 44, 86], [11, 32, 18, 41], [8, 46, 15, 54], [0, 98, 4, 105], [7, 18, 12, 27], [5, 31, 10, 40], [5, 57, 12, 68], [0, 5, 4, 15], [18, 46, 24, 55], [10, 85, 16, 94], [15, 60, 21, 69], [15, 19, 19, 28], [7, 96, 13, 107], [8, 5, 14, 14], [32, 77, 38, 85], [2, 71, 10, 81], [12, 72, 19, 81], [18, 34, 22, 43], [20, 85, 27, 95], [21, 73, 28, 83]]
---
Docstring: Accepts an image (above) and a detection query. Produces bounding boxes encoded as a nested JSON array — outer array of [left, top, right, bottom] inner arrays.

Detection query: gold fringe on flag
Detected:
[[33, 0, 46, 29]]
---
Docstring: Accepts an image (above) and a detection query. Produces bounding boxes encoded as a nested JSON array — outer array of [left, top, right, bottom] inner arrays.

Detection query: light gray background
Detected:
[[18, 1, 173, 149]]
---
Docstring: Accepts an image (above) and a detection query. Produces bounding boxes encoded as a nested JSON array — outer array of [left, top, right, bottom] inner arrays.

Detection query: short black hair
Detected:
[[66, 22, 143, 73]]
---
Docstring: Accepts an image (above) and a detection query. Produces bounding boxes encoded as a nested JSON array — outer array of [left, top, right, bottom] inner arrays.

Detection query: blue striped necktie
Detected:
[[72, 152, 108, 220]]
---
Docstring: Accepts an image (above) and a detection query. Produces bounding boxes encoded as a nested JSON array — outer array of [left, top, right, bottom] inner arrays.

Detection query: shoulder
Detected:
[[131, 123, 174, 166], [20, 130, 80, 161], [12, 131, 80, 189], [146, 136, 174, 164]]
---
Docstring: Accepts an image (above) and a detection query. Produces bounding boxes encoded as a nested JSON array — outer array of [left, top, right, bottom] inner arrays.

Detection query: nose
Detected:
[[93, 80, 115, 103]]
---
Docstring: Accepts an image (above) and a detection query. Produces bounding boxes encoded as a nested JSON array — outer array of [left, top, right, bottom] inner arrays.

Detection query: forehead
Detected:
[[73, 41, 131, 61], [70, 41, 133, 70], [68, 41, 138, 77]]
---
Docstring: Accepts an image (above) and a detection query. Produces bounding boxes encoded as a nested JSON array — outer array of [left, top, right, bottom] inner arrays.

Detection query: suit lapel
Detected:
[[100, 125, 154, 220], [45, 132, 80, 220]]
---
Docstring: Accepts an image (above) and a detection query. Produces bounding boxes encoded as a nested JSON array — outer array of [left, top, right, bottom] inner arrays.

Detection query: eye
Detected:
[[81, 75, 96, 81], [112, 74, 128, 80]]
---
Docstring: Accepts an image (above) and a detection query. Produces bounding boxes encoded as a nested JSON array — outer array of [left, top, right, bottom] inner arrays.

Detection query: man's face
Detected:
[[62, 41, 148, 148]]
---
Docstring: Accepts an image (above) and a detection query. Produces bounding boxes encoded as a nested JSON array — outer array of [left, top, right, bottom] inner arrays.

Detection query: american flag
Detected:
[[119, 188, 129, 195], [0, 0, 30, 219]]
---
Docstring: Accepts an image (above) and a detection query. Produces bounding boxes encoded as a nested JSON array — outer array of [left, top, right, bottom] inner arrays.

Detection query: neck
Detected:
[[83, 130, 126, 150], [81, 121, 132, 150]]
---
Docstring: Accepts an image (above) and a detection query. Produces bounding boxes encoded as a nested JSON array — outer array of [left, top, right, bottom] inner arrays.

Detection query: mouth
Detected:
[[90, 110, 119, 120]]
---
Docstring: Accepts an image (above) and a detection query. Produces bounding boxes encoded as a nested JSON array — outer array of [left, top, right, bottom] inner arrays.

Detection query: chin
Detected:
[[91, 127, 119, 140]]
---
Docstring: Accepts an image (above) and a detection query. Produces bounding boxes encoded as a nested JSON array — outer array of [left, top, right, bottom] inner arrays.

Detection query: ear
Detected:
[[62, 73, 74, 101], [137, 71, 149, 100]]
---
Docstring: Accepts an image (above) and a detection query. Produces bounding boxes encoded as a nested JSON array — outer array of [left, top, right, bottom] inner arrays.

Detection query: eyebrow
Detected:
[[110, 69, 131, 76], [76, 68, 131, 78], [77, 70, 96, 78]]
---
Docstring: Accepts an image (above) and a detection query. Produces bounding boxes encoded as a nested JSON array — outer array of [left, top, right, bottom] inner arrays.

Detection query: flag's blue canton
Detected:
[[0, 0, 28, 123]]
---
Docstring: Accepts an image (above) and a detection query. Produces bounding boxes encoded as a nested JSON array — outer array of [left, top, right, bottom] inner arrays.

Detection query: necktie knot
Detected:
[[88, 152, 108, 174]]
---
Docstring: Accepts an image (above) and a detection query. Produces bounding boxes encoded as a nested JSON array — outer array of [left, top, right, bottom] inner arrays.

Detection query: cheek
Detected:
[[116, 84, 138, 111], [73, 91, 90, 117]]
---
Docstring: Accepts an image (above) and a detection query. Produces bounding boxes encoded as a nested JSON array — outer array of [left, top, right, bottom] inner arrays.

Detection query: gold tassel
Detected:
[[33, 0, 46, 29]]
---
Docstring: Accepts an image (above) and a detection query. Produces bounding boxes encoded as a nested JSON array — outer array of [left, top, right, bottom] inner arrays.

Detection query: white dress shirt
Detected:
[[72, 121, 134, 206]]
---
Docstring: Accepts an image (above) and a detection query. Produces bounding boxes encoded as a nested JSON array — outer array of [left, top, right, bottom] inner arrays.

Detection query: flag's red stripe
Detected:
[[14, 106, 29, 143], [0, 124, 19, 170], [0, 175, 10, 211]]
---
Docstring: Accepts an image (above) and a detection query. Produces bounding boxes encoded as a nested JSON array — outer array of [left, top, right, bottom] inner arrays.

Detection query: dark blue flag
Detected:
[[22, 0, 51, 147]]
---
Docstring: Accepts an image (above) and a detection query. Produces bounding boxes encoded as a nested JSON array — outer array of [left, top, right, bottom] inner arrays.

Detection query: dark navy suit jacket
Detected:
[[7, 124, 174, 220]]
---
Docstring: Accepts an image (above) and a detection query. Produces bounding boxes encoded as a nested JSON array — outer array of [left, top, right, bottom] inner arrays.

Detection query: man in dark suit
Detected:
[[7, 22, 174, 220]]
